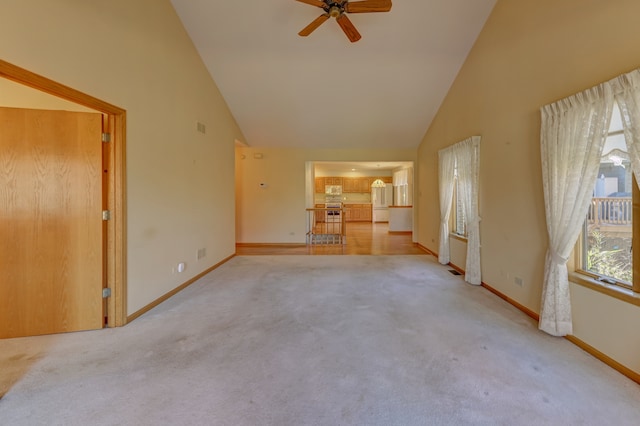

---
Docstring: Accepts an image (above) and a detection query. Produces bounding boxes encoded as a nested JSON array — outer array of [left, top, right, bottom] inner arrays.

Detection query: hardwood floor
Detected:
[[236, 222, 430, 255]]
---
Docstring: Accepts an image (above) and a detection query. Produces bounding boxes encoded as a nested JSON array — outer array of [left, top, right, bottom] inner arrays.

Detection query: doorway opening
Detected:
[[307, 161, 416, 244]]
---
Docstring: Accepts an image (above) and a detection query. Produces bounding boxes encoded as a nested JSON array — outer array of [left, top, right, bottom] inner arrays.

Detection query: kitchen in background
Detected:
[[312, 161, 413, 230]]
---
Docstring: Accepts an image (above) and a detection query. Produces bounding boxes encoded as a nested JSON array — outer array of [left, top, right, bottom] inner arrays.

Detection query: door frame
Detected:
[[0, 59, 127, 328]]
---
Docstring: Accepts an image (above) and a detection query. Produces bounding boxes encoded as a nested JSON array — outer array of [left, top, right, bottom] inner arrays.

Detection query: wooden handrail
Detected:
[[305, 208, 346, 244]]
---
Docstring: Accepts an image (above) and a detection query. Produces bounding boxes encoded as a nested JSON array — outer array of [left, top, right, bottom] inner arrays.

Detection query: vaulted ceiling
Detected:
[[170, 0, 496, 150]]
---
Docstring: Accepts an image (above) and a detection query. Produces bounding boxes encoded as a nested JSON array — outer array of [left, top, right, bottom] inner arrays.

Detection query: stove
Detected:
[[325, 202, 342, 223]]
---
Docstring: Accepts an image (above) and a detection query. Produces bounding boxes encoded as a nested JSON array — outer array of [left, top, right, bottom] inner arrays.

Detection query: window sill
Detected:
[[449, 233, 468, 242], [569, 272, 640, 307]]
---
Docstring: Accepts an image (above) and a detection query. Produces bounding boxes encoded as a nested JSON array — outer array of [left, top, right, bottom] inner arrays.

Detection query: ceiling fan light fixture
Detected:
[[329, 6, 342, 18]]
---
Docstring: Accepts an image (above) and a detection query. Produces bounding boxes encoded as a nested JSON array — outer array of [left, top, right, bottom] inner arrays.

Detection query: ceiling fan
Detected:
[[295, 0, 392, 43]]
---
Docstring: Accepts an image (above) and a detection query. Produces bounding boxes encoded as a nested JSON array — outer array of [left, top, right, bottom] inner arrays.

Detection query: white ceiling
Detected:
[[170, 0, 496, 150]]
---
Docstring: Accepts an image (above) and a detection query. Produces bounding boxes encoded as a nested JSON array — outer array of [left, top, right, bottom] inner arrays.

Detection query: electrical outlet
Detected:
[[514, 277, 523, 287]]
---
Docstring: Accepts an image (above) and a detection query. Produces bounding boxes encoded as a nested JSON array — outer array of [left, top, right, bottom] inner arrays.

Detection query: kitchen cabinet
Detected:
[[342, 177, 373, 193], [359, 177, 371, 192], [342, 177, 357, 193], [324, 177, 343, 186], [343, 177, 366, 193], [317, 177, 386, 194], [351, 206, 361, 221], [315, 177, 344, 193], [361, 205, 372, 221], [344, 204, 372, 222], [314, 176, 344, 194], [344, 204, 354, 221]]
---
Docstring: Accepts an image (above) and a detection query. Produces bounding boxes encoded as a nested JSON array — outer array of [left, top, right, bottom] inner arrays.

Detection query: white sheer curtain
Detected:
[[612, 69, 640, 185], [539, 85, 613, 336], [438, 147, 455, 264], [453, 136, 481, 285], [393, 169, 408, 186]]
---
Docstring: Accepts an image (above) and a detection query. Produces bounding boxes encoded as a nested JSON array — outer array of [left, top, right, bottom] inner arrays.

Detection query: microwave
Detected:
[[325, 185, 342, 195]]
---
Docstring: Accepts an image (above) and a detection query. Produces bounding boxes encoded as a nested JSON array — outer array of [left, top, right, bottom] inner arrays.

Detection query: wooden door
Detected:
[[0, 107, 104, 338]]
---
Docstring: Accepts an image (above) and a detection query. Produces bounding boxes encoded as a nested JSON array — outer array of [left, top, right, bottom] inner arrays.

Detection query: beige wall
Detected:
[[236, 147, 416, 243], [418, 0, 640, 374], [0, 0, 245, 315]]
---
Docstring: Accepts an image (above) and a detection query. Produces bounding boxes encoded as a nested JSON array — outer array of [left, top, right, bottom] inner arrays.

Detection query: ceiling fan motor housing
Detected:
[[325, 1, 346, 17]]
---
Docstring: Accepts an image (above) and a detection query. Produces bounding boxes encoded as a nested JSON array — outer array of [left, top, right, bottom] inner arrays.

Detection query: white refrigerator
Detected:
[[371, 185, 393, 223]]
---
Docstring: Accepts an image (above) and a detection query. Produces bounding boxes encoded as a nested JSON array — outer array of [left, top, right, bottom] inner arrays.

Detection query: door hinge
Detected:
[[102, 210, 111, 221], [102, 132, 111, 143], [102, 288, 111, 298]]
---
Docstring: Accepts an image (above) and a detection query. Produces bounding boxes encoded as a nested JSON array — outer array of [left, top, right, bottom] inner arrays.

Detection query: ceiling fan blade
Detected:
[[295, 0, 327, 8], [345, 0, 392, 13], [336, 14, 362, 43], [299, 14, 330, 37]]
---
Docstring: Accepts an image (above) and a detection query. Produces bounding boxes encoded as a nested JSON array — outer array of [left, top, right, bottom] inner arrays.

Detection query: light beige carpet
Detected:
[[1, 255, 639, 425]]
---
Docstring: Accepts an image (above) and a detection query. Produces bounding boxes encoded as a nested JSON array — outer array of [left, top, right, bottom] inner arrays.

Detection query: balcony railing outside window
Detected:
[[587, 197, 632, 226]]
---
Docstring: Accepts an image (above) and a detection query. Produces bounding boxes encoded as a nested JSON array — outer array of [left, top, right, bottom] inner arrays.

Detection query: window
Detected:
[[581, 102, 636, 291], [452, 163, 466, 237], [437, 135, 481, 284], [393, 168, 413, 206]]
